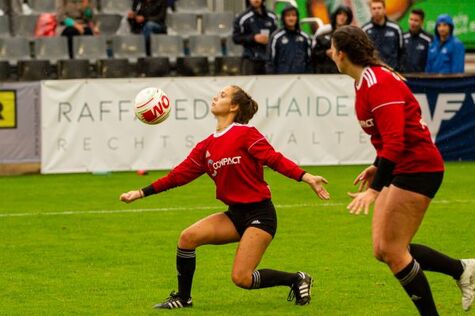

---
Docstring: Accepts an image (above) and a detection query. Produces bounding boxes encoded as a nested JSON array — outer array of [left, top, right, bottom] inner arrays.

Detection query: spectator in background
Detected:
[[128, 0, 167, 56], [312, 5, 353, 74], [58, 0, 98, 58], [233, 0, 277, 75], [362, 0, 404, 71], [401, 9, 432, 73], [426, 14, 465, 74], [266, 5, 311, 74]]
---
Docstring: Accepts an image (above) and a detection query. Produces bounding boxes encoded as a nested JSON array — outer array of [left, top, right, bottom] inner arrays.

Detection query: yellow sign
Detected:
[[0, 90, 17, 128]]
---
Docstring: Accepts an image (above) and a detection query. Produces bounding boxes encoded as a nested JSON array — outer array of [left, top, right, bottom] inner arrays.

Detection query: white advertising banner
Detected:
[[41, 75, 374, 174]]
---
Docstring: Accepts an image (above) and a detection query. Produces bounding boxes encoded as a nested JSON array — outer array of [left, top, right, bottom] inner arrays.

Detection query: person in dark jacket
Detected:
[[266, 5, 311, 74], [426, 14, 465, 74], [401, 9, 432, 73], [361, 0, 404, 71], [128, 0, 167, 55], [233, 0, 277, 75], [312, 5, 353, 74]]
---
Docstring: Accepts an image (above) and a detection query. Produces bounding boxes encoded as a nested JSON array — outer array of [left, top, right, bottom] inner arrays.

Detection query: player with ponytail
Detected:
[[331, 25, 475, 315]]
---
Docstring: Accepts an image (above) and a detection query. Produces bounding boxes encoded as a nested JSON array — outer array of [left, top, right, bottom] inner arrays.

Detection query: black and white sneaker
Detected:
[[287, 272, 313, 305], [153, 291, 193, 309]]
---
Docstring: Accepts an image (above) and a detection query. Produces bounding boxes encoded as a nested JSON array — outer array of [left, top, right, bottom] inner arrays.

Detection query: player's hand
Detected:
[[347, 188, 378, 215], [120, 190, 143, 203], [353, 165, 377, 192], [302, 173, 330, 200]]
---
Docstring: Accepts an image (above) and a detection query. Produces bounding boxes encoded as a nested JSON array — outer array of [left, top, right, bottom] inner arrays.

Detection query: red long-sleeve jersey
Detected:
[[355, 66, 444, 174], [149, 123, 306, 205]]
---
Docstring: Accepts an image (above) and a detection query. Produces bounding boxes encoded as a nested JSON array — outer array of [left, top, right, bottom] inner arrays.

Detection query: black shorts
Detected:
[[390, 172, 444, 199], [224, 199, 277, 238]]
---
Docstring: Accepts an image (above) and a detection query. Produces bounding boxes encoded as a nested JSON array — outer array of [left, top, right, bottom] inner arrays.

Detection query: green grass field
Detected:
[[1, 163, 474, 315]]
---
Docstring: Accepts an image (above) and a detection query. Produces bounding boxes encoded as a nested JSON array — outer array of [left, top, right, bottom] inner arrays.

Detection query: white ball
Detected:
[[134, 87, 171, 125]]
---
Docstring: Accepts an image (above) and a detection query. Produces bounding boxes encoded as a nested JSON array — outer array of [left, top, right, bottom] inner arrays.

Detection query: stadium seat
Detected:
[[189, 35, 223, 62], [11, 14, 40, 37], [214, 56, 241, 76], [0, 60, 10, 80], [0, 37, 31, 65], [95, 13, 123, 36], [202, 12, 234, 38], [29, 0, 56, 13], [18, 60, 51, 81], [166, 13, 199, 38], [112, 34, 146, 62], [0, 15, 10, 37], [58, 59, 90, 79], [176, 56, 209, 76], [150, 34, 184, 64], [225, 36, 243, 57], [98, 58, 130, 78], [34, 37, 69, 65], [137, 57, 170, 77], [175, 0, 209, 14], [73, 36, 108, 62], [100, 0, 130, 14]]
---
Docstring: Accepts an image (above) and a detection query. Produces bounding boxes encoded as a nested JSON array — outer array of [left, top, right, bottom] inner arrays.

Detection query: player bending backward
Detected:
[[120, 85, 330, 309]]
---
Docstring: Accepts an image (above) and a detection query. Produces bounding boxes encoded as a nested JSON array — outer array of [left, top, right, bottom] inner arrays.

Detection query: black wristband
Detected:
[[373, 156, 380, 167], [370, 157, 396, 192], [141, 185, 156, 197]]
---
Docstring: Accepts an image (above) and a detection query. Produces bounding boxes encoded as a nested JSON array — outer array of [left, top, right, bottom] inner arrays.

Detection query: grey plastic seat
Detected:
[[100, 0, 130, 14], [150, 34, 184, 64], [112, 34, 146, 62], [167, 13, 199, 38], [0, 15, 9, 37], [189, 35, 222, 61], [0, 37, 31, 65], [18, 60, 51, 81], [11, 14, 40, 37], [0, 60, 10, 80], [98, 58, 130, 78], [225, 36, 243, 57], [176, 56, 209, 76], [95, 13, 122, 35], [73, 36, 108, 62], [58, 59, 90, 79], [137, 57, 170, 77], [215, 56, 241, 76], [202, 12, 234, 37], [175, 0, 209, 14], [34, 37, 69, 64], [30, 0, 56, 12]]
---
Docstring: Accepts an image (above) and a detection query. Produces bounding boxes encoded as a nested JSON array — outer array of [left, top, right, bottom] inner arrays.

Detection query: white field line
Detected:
[[0, 200, 472, 218]]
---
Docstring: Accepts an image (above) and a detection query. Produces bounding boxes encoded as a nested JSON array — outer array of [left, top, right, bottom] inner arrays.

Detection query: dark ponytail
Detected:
[[332, 25, 385, 68], [230, 85, 258, 124], [332, 25, 406, 79]]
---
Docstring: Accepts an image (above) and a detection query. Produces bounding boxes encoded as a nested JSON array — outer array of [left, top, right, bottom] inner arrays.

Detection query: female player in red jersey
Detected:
[[330, 25, 475, 315], [120, 85, 330, 309]]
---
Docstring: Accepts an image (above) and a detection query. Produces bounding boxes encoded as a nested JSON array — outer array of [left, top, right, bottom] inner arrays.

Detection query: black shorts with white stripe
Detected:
[[225, 199, 277, 238]]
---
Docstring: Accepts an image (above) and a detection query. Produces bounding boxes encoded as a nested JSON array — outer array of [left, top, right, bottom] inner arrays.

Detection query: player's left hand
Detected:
[[302, 173, 330, 200], [120, 190, 143, 203], [347, 189, 379, 215]]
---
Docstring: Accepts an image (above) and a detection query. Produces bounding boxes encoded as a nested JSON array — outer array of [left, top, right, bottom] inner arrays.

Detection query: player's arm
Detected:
[[120, 144, 206, 203], [246, 128, 330, 200], [348, 79, 405, 215]]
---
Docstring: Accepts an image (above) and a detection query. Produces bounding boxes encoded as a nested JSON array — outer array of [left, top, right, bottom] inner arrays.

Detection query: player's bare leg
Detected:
[[232, 227, 312, 305], [372, 185, 438, 315], [155, 212, 240, 309]]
